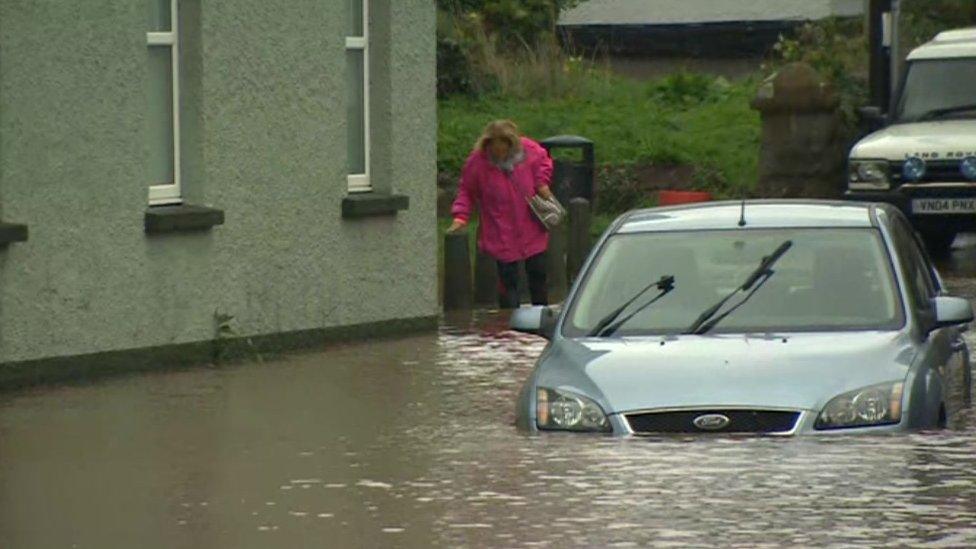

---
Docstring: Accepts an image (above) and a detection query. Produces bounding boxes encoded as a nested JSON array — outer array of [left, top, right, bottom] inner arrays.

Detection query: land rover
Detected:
[[846, 28, 976, 254]]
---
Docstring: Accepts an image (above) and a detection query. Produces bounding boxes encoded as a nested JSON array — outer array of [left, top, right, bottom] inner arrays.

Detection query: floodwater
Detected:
[[2, 248, 976, 548]]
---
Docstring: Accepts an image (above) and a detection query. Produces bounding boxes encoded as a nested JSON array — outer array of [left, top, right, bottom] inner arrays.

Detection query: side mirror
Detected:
[[857, 105, 887, 131], [933, 296, 974, 329], [510, 306, 557, 339]]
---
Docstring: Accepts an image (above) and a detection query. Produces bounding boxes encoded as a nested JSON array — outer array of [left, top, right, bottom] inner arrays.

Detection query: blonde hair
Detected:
[[474, 119, 522, 155]]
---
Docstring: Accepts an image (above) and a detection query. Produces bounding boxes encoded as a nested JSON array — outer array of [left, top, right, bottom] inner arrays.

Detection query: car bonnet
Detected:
[[538, 331, 916, 415]]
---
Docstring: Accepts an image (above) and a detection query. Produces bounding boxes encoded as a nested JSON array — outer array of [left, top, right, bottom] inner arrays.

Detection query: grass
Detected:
[[436, 70, 762, 303], [438, 71, 762, 201]]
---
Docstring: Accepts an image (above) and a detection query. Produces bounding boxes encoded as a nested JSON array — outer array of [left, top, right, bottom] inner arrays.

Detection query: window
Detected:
[[346, 0, 370, 192], [891, 218, 937, 309], [563, 228, 904, 337], [147, 0, 181, 205], [895, 59, 976, 122]]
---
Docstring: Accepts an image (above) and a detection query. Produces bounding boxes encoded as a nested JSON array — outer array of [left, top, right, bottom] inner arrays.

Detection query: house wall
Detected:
[[0, 0, 437, 368]]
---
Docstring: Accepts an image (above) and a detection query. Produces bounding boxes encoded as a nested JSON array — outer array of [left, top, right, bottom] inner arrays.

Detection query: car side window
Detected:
[[890, 218, 936, 309], [909, 230, 945, 294]]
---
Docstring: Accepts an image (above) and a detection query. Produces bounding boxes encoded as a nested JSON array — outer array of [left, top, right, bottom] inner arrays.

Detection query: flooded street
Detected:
[[3, 247, 976, 548]]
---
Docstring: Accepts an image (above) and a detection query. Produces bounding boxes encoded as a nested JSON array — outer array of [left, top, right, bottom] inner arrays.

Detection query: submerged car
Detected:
[[512, 200, 974, 436]]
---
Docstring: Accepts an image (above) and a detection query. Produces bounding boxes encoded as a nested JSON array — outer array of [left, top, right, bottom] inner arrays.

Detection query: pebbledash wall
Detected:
[[0, 0, 437, 384]]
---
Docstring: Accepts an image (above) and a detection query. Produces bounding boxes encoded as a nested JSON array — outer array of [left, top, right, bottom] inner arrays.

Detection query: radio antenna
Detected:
[[738, 197, 747, 227]]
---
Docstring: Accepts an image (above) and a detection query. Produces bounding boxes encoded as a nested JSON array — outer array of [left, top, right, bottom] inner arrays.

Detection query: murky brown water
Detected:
[[2, 244, 976, 548]]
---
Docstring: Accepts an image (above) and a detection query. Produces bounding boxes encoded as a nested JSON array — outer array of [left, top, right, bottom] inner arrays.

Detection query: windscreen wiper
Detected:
[[587, 275, 675, 337], [917, 103, 976, 121], [685, 240, 792, 335]]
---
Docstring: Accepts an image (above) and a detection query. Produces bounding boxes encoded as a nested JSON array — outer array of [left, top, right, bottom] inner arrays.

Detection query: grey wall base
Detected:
[[0, 315, 438, 393]]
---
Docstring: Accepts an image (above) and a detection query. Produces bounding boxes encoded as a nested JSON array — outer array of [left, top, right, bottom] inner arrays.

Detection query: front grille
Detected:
[[891, 160, 966, 184], [625, 409, 800, 434]]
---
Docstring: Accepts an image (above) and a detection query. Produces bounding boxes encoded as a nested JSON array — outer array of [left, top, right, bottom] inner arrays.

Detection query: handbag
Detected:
[[527, 193, 567, 231], [501, 165, 567, 231]]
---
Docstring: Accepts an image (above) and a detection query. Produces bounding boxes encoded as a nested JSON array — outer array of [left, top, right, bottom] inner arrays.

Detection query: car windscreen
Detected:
[[895, 58, 976, 122], [563, 228, 904, 337]]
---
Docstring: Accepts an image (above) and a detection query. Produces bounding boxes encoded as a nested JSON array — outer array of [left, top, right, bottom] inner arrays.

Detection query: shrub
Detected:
[[436, 1, 592, 98], [901, 0, 976, 48], [767, 4, 976, 128], [647, 72, 734, 108], [437, 0, 584, 47], [768, 18, 867, 128]]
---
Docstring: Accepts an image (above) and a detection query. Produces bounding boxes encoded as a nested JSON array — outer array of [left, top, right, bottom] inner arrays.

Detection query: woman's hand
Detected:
[[447, 218, 467, 233], [537, 185, 555, 200]]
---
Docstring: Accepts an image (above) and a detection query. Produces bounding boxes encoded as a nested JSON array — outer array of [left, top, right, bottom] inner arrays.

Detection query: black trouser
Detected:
[[497, 252, 548, 309]]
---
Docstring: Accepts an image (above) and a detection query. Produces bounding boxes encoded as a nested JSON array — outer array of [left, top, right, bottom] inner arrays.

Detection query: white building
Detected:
[[560, 0, 863, 27], [559, 0, 864, 77]]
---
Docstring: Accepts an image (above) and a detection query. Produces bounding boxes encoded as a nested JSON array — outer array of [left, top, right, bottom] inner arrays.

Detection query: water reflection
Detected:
[[0, 300, 974, 546]]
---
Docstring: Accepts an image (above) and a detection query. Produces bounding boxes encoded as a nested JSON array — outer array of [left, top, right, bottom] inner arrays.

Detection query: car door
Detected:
[[908, 222, 972, 407], [891, 215, 961, 425]]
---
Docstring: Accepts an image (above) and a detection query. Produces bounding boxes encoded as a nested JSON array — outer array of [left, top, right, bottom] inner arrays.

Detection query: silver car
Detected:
[[512, 200, 974, 435]]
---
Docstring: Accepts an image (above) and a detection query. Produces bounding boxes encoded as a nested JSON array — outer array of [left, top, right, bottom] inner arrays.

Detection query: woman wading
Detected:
[[449, 120, 556, 309]]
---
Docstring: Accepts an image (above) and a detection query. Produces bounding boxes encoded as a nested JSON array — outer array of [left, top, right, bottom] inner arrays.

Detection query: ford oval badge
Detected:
[[693, 413, 731, 431]]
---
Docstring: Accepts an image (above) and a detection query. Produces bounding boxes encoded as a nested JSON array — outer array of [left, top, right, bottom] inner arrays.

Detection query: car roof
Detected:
[[615, 200, 880, 234], [909, 28, 976, 60]]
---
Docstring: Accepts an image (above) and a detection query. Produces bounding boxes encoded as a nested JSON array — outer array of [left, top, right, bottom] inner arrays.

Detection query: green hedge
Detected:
[[439, 71, 761, 208]]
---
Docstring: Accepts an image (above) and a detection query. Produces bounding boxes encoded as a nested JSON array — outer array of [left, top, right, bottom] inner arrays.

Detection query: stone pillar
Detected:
[[751, 63, 845, 199]]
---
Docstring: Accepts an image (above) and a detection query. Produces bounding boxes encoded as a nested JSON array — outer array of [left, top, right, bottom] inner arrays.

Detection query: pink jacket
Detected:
[[452, 138, 554, 263]]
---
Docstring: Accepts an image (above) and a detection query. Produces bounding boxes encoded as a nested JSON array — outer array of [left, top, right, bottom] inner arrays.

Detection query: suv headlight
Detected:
[[815, 381, 903, 430], [848, 160, 890, 190], [536, 388, 611, 432]]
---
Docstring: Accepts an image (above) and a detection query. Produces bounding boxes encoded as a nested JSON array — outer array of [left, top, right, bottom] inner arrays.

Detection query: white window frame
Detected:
[[147, 0, 182, 205], [346, 0, 371, 192]]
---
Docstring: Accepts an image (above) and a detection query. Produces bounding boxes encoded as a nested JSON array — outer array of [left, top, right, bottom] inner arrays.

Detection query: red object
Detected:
[[451, 137, 554, 263], [658, 190, 713, 206]]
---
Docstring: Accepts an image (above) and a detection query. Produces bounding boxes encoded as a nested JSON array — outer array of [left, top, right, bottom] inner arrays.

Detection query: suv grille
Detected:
[[625, 409, 800, 434], [890, 160, 965, 184]]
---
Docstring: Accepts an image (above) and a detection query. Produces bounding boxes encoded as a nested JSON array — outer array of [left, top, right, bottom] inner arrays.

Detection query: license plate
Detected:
[[912, 198, 976, 214]]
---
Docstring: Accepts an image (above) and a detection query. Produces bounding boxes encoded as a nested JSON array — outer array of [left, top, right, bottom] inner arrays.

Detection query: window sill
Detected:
[[341, 192, 409, 219], [145, 205, 224, 235], [0, 222, 28, 247]]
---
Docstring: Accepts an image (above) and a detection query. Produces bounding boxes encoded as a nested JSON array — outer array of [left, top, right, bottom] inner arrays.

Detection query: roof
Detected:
[[616, 201, 876, 234], [909, 28, 976, 60], [559, 0, 862, 27]]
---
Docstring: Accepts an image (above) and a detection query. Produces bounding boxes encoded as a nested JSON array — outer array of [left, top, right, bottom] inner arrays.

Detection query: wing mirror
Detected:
[[932, 296, 974, 329], [510, 306, 557, 339], [857, 105, 888, 132]]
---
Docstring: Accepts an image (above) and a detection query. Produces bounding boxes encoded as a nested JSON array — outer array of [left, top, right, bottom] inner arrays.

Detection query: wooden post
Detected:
[[546, 223, 568, 302], [473, 250, 498, 307], [964, 359, 973, 407], [443, 232, 473, 311], [567, 198, 591, 284]]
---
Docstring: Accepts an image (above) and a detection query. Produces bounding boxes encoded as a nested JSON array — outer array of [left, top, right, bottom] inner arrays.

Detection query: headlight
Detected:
[[902, 156, 927, 182], [961, 157, 976, 181], [815, 381, 903, 430], [536, 388, 611, 432], [848, 160, 890, 190]]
